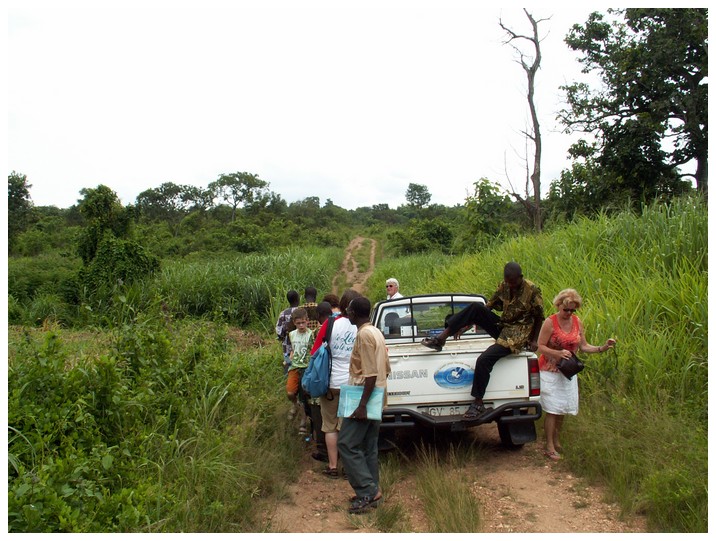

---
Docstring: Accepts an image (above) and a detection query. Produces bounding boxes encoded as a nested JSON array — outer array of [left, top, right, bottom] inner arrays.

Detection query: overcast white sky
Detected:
[[8, 1, 603, 210]]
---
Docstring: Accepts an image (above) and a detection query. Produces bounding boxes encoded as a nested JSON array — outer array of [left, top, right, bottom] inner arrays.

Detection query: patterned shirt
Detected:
[[538, 314, 581, 372], [485, 279, 544, 353], [289, 328, 315, 370], [275, 306, 295, 357]]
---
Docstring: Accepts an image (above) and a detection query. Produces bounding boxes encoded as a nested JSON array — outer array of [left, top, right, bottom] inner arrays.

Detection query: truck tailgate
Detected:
[[386, 340, 534, 407]]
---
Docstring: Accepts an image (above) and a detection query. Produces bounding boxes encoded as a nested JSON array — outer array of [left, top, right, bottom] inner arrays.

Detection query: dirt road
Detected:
[[331, 236, 376, 295], [267, 237, 647, 533], [268, 424, 646, 533]]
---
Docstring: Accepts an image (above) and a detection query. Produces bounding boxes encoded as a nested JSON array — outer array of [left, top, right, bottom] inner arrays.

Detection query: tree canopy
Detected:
[[559, 8, 707, 200]]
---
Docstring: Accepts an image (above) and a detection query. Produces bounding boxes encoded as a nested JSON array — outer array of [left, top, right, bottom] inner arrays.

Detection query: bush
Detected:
[[8, 315, 300, 532]]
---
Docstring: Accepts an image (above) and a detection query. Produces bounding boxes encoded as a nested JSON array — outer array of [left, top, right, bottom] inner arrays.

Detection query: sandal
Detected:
[[420, 336, 444, 352], [311, 452, 329, 463], [321, 467, 339, 479], [544, 450, 561, 461], [350, 492, 383, 503], [348, 495, 380, 514], [462, 401, 486, 420]]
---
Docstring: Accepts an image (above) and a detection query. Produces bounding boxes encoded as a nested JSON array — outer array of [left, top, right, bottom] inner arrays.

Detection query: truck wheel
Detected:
[[497, 419, 535, 449]]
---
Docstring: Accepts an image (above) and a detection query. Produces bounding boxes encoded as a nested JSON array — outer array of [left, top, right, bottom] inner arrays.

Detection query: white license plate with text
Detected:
[[419, 405, 469, 417]]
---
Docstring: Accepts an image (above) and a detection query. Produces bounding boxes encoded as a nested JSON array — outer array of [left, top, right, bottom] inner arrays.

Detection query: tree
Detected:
[[463, 178, 522, 238], [405, 183, 432, 209], [76, 185, 158, 295], [136, 182, 202, 235], [8, 171, 35, 251], [560, 9, 707, 197], [76, 185, 134, 264], [499, 10, 546, 232], [208, 172, 269, 221]]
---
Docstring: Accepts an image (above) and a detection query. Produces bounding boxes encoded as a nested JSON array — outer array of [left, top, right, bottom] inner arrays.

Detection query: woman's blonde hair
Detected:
[[553, 288, 583, 309]]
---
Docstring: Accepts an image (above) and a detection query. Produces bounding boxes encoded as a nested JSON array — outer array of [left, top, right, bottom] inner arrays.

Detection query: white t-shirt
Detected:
[[328, 316, 357, 389]]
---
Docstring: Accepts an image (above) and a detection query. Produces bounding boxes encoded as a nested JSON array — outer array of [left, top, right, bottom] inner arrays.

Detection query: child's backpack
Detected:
[[301, 316, 336, 399]]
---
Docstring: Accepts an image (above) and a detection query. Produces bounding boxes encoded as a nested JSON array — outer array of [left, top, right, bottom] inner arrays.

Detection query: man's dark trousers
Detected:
[[446, 303, 512, 400]]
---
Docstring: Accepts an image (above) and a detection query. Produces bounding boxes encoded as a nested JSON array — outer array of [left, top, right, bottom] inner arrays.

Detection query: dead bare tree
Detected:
[[499, 9, 548, 232]]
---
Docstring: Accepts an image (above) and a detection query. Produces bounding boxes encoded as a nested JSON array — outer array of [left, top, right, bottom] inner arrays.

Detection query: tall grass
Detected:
[[413, 445, 482, 533], [7, 313, 303, 532], [374, 195, 707, 532], [154, 247, 343, 327]]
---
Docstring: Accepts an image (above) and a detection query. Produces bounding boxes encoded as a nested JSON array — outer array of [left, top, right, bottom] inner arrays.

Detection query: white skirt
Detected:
[[540, 370, 579, 416]]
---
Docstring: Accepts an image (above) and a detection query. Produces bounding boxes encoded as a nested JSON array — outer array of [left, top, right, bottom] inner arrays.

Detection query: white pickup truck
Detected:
[[373, 293, 542, 447]]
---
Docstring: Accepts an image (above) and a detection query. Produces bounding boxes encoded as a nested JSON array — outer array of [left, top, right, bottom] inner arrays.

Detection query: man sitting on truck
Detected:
[[421, 262, 544, 419]]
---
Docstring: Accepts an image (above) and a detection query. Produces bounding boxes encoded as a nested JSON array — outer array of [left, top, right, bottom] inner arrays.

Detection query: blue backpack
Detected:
[[301, 316, 336, 399]]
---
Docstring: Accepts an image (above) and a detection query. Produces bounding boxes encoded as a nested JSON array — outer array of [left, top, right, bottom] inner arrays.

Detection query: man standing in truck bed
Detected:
[[421, 262, 544, 420]]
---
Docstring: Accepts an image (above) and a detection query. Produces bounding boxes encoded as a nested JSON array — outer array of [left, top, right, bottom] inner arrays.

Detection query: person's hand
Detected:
[[560, 349, 572, 359], [603, 338, 617, 351], [350, 404, 368, 420]]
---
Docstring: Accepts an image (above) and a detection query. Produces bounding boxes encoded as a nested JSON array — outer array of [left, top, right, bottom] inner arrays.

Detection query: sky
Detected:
[[7, 1, 604, 211]]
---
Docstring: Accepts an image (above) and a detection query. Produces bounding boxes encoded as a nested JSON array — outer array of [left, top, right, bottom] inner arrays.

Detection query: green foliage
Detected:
[[366, 252, 454, 303], [413, 446, 481, 533], [418, 195, 707, 531], [8, 171, 36, 251], [457, 178, 526, 250], [388, 218, 454, 255], [8, 254, 82, 304], [8, 314, 299, 532], [155, 248, 341, 326], [82, 236, 159, 290], [405, 182, 432, 209], [561, 8, 707, 196], [208, 172, 269, 222], [76, 185, 135, 264]]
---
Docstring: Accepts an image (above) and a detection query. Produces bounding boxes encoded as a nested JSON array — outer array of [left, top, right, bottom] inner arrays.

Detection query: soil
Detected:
[[266, 237, 648, 533], [267, 424, 647, 533], [331, 236, 377, 295]]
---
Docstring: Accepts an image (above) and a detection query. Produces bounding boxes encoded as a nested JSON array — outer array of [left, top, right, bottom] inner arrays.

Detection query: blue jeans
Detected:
[[338, 417, 381, 499]]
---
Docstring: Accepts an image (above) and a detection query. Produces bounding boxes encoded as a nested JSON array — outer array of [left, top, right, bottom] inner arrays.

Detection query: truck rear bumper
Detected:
[[381, 401, 542, 432]]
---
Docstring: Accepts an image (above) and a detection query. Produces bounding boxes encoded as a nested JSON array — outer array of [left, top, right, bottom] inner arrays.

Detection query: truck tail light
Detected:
[[528, 356, 540, 397]]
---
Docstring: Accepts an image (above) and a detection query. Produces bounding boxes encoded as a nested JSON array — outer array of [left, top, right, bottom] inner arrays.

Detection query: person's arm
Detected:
[[578, 321, 617, 353], [485, 284, 503, 311], [536, 318, 571, 362]]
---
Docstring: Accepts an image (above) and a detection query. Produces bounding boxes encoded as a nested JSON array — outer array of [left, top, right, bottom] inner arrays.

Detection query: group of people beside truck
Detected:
[[276, 267, 616, 514], [276, 286, 392, 514]]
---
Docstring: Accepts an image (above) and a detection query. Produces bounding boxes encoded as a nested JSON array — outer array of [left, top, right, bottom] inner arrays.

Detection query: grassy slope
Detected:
[[367, 196, 707, 532]]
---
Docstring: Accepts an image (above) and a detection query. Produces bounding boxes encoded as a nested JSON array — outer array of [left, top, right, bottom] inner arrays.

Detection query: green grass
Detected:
[[374, 195, 707, 532], [7, 315, 303, 532], [413, 445, 482, 533], [6, 195, 706, 533]]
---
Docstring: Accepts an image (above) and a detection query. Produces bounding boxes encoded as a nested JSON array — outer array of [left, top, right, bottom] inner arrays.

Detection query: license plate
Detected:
[[420, 405, 469, 417]]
